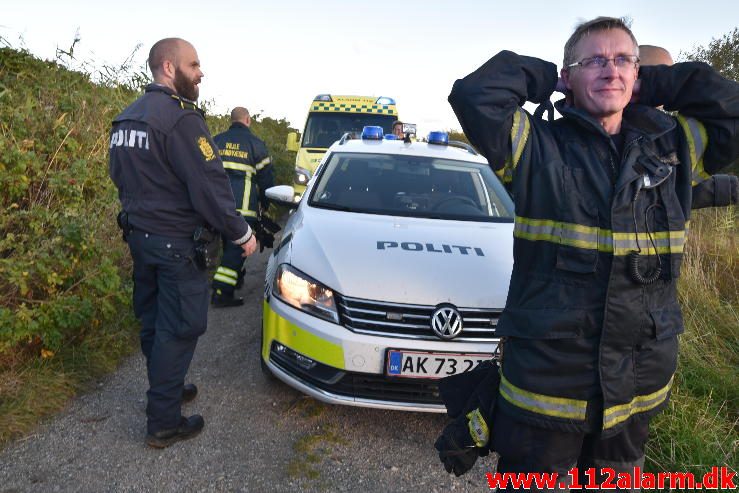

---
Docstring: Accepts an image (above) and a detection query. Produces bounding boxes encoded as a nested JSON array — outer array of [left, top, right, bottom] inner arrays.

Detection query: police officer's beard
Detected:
[[173, 68, 199, 102]]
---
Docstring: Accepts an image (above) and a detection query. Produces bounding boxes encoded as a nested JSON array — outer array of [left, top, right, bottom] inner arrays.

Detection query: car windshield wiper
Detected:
[[312, 202, 362, 213]]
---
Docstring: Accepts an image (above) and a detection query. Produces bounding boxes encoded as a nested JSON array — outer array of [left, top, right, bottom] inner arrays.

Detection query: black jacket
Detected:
[[449, 51, 739, 436], [109, 84, 249, 242], [213, 123, 274, 221]]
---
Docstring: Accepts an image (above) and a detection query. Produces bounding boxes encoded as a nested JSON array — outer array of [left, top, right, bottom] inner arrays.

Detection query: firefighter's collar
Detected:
[[555, 99, 675, 142], [230, 122, 251, 131]]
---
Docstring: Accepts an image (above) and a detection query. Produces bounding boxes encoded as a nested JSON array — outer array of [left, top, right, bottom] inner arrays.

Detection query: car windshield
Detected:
[[309, 152, 514, 222], [301, 113, 396, 148]]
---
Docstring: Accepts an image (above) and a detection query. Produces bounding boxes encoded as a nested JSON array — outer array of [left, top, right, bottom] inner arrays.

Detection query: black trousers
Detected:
[[212, 217, 253, 296], [492, 409, 649, 492], [127, 230, 209, 434]]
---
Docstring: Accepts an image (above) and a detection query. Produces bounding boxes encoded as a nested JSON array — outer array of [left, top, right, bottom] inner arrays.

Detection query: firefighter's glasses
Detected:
[[567, 55, 640, 70]]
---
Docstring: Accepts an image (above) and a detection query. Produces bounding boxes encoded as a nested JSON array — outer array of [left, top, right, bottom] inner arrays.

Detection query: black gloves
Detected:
[[252, 215, 281, 252], [434, 407, 491, 476], [434, 359, 501, 477], [434, 421, 479, 476]]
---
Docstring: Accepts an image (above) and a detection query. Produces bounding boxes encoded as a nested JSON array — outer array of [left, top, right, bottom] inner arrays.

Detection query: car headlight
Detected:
[[294, 167, 311, 185], [273, 264, 339, 324]]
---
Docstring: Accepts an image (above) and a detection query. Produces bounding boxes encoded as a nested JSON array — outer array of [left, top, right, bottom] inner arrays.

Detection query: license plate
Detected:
[[385, 350, 494, 379]]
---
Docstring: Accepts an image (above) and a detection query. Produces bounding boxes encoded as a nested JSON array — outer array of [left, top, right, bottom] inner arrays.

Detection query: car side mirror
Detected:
[[286, 132, 299, 152], [266, 185, 299, 209]]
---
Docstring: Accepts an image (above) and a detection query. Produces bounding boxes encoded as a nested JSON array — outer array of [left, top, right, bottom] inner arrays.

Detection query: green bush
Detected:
[[0, 47, 136, 360], [0, 47, 297, 364]]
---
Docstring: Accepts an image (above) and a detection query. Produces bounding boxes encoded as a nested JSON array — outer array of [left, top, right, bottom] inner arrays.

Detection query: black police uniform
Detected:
[[109, 83, 252, 435], [211, 122, 274, 300]]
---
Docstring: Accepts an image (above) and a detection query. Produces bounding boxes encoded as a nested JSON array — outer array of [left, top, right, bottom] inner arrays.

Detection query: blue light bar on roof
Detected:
[[361, 126, 384, 140], [375, 96, 395, 105], [427, 131, 449, 146], [314, 94, 332, 102]]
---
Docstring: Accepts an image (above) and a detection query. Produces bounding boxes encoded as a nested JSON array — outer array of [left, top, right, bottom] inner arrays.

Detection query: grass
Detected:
[[286, 426, 347, 481], [0, 304, 138, 445], [645, 206, 738, 484]]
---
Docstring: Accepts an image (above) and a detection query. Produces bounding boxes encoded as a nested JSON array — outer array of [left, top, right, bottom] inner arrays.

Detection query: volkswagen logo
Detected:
[[431, 305, 463, 340]]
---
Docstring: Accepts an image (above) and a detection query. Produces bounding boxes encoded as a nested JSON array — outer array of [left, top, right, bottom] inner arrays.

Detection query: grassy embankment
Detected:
[[0, 48, 735, 481], [0, 47, 295, 445]]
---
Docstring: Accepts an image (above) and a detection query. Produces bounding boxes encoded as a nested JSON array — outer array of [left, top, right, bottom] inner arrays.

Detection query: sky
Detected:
[[2, 0, 737, 135]]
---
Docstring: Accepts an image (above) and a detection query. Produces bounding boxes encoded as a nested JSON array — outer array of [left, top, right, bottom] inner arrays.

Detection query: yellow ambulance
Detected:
[[287, 94, 398, 196]]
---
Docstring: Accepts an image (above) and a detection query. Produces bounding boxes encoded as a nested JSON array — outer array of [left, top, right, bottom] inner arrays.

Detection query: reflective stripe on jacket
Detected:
[[449, 51, 739, 437], [213, 123, 274, 218]]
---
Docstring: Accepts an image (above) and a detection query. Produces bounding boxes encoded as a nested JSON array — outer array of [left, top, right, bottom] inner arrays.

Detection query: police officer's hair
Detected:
[[563, 17, 639, 68], [148, 38, 186, 74], [392, 120, 403, 128], [231, 107, 250, 123]]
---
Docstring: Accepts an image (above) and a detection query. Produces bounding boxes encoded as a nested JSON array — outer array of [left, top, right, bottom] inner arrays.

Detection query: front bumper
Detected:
[[261, 295, 498, 412]]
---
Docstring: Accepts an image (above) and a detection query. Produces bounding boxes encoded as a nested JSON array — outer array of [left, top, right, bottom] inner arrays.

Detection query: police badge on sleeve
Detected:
[[197, 136, 216, 162]]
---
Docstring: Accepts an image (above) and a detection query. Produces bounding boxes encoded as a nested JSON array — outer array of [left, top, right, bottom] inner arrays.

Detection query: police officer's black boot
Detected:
[[182, 383, 198, 403], [145, 415, 205, 448], [211, 288, 244, 308]]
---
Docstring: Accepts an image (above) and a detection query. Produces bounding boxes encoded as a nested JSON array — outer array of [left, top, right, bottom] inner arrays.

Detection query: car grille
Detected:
[[337, 295, 501, 342], [270, 346, 443, 405]]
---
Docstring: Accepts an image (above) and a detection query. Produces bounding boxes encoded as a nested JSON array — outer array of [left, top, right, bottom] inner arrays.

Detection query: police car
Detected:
[[261, 127, 514, 412]]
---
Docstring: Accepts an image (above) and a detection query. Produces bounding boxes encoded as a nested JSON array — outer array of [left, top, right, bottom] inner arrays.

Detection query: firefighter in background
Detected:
[[211, 107, 274, 307], [639, 45, 738, 210]]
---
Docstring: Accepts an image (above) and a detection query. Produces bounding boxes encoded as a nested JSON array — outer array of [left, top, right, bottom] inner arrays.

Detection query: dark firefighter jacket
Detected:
[[213, 123, 274, 222], [449, 51, 739, 437], [109, 84, 249, 242]]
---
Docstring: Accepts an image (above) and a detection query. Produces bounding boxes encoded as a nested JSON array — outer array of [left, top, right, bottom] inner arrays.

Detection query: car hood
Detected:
[[287, 207, 514, 308]]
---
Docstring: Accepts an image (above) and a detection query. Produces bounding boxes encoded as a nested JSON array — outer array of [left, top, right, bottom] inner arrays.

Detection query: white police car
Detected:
[[261, 127, 514, 412]]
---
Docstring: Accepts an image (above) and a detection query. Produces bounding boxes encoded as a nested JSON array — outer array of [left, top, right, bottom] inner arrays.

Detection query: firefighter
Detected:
[[109, 38, 257, 448], [211, 107, 274, 307], [435, 16, 739, 487], [639, 45, 738, 209]]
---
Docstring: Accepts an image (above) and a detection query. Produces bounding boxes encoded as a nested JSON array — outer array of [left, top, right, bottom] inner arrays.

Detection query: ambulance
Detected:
[[287, 95, 398, 196]]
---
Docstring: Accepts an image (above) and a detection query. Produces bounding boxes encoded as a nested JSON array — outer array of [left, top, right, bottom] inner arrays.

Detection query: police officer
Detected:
[[392, 120, 404, 139], [211, 107, 274, 307], [435, 16, 739, 487], [109, 37, 257, 448]]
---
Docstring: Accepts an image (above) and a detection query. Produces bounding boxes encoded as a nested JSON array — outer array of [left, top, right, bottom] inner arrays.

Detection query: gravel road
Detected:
[[0, 249, 496, 492]]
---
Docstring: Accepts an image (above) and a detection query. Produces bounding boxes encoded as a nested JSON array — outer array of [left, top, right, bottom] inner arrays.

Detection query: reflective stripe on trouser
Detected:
[[213, 266, 239, 286], [513, 216, 686, 255], [493, 409, 649, 492], [212, 236, 247, 295]]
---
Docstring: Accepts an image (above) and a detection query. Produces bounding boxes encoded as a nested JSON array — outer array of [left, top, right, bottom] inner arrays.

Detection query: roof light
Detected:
[[375, 96, 396, 105], [314, 94, 332, 102], [384, 134, 398, 140], [361, 126, 384, 140], [427, 131, 449, 146]]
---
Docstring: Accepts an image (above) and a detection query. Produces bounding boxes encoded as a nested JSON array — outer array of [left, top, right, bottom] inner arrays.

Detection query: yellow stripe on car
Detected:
[[262, 301, 345, 369]]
